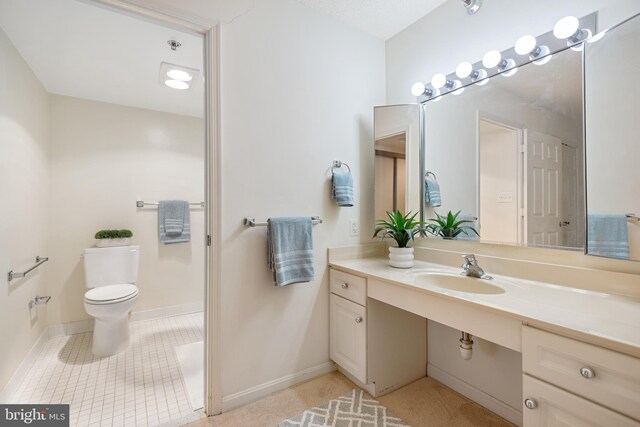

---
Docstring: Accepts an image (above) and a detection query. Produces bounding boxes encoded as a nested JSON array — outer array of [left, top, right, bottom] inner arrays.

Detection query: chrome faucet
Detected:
[[461, 254, 491, 279]]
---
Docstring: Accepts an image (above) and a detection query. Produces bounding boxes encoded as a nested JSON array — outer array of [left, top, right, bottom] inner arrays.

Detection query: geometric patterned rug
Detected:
[[279, 389, 410, 427]]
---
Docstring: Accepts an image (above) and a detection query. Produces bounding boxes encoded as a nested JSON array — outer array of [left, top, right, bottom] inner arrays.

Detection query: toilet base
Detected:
[[92, 315, 131, 357]]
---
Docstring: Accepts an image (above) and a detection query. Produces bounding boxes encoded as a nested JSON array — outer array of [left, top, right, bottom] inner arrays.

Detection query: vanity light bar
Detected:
[[412, 13, 597, 102]]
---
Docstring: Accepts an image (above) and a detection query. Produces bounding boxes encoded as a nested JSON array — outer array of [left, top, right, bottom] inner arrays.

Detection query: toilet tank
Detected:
[[83, 245, 140, 288]]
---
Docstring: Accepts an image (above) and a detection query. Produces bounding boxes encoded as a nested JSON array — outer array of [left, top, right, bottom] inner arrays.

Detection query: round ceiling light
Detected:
[[167, 69, 192, 82], [165, 79, 189, 90]]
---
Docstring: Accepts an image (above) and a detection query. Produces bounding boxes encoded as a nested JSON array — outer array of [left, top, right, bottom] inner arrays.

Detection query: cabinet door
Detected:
[[523, 375, 640, 427], [330, 293, 367, 384]]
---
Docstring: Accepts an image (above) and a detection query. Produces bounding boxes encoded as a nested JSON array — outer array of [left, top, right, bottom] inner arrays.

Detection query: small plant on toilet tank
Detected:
[[95, 229, 133, 247], [373, 211, 424, 268]]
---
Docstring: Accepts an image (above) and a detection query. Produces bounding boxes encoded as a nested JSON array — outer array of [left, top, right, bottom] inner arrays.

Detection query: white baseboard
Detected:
[[0, 329, 49, 403], [428, 364, 523, 427], [130, 301, 204, 323], [48, 302, 204, 337], [221, 361, 337, 412]]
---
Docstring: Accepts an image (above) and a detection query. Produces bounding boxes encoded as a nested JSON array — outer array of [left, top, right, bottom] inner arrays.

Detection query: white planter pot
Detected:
[[388, 247, 414, 268], [96, 238, 131, 248]]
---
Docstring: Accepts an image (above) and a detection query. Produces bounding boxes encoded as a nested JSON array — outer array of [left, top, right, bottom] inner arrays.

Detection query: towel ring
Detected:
[[332, 160, 351, 173], [425, 171, 437, 180]]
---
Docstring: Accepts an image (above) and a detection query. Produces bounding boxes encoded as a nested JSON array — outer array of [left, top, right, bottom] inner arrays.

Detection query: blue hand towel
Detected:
[[425, 177, 441, 207], [332, 171, 354, 207], [159, 200, 190, 244], [587, 214, 629, 259], [267, 217, 314, 286]]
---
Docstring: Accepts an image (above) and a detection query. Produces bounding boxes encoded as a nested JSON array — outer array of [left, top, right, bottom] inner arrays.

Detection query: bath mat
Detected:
[[279, 389, 409, 427], [174, 341, 204, 410]]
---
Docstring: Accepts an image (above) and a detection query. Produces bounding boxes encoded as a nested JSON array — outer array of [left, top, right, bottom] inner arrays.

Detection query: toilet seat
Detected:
[[84, 284, 138, 305]]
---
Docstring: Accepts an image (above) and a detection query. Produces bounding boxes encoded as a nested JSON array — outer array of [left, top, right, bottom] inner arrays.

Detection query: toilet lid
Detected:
[[85, 284, 138, 303]]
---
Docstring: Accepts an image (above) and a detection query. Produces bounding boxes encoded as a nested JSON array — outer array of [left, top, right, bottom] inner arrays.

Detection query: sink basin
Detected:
[[415, 272, 505, 295]]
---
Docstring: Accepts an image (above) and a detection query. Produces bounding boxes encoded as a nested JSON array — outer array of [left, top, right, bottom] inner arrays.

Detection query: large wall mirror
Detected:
[[422, 47, 585, 250], [374, 105, 422, 221], [585, 13, 640, 261]]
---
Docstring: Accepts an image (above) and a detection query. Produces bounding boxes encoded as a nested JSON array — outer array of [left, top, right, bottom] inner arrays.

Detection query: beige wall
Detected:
[[47, 95, 205, 325], [219, 0, 385, 398], [385, 0, 640, 417], [0, 28, 50, 391]]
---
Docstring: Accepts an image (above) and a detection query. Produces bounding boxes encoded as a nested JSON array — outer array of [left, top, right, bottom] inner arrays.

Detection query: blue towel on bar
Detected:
[[159, 200, 190, 244], [332, 171, 354, 207], [588, 214, 629, 259], [267, 217, 314, 286], [425, 177, 441, 207]]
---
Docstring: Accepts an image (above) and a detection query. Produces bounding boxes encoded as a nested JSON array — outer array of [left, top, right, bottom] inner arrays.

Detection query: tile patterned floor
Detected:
[[9, 312, 204, 427]]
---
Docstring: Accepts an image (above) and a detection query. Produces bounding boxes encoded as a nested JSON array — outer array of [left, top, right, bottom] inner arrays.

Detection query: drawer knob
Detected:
[[524, 398, 538, 410], [355, 316, 363, 324], [341, 283, 349, 289], [580, 366, 596, 379]]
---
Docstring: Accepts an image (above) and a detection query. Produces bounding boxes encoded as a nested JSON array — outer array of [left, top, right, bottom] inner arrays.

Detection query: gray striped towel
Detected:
[[588, 214, 629, 259], [332, 171, 354, 207], [159, 200, 190, 244], [267, 217, 314, 286]]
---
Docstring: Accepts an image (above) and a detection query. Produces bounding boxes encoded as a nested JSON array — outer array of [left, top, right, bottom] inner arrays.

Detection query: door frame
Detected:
[[476, 111, 525, 245], [91, 0, 223, 416]]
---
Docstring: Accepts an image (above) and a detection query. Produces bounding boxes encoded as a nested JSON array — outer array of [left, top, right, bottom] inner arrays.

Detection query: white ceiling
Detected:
[[0, 0, 204, 117], [293, 0, 448, 40], [0, 0, 447, 118]]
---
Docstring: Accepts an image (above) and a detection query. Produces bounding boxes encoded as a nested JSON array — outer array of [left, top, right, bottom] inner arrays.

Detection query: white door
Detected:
[[329, 294, 367, 384], [561, 143, 578, 247], [525, 131, 563, 247]]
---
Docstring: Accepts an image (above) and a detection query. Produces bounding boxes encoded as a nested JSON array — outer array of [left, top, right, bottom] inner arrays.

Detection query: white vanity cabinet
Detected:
[[522, 326, 640, 426], [329, 268, 427, 396]]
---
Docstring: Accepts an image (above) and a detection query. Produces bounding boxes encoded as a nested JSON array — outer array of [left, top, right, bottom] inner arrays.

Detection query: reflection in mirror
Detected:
[[374, 105, 421, 222], [586, 13, 640, 261], [423, 47, 584, 250]]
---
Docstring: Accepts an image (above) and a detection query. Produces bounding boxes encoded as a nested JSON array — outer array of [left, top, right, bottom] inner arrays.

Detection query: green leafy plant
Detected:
[[372, 211, 424, 248], [95, 229, 133, 239], [425, 210, 478, 239]]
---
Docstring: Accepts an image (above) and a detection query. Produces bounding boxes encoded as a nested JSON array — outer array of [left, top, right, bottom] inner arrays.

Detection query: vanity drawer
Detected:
[[330, 269, 366, 306], [523, 326, 640, 421]]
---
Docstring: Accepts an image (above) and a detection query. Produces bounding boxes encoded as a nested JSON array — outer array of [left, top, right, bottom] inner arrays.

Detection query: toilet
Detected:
[[83, 245, 140, 357]]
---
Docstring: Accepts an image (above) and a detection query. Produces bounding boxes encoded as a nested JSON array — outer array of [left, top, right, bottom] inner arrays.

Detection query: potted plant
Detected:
[[95, 229, 133, 247], [373, 211, 424, 268], [425, 210, 478, 239]]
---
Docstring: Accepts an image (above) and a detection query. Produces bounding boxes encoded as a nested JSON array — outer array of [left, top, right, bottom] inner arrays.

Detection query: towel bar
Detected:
[[425, 171, 437, 180], [332, 160, 351, 173], [136, 200, 204, 208], [626, 213, 639, 222], [8, 256, 49, 283], [244, 216, 323, 227]]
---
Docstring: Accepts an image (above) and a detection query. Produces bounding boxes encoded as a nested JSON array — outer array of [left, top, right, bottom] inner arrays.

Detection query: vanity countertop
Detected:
[[330, 257, 640, 357]]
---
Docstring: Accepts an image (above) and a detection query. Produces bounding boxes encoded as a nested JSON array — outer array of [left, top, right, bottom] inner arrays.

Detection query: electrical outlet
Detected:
[[497, 192, 514, 203], [349, 218, 359, 237]]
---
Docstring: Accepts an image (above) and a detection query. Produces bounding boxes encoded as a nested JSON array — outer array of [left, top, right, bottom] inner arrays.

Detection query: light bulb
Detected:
[[165, 79, 189, 90], [166, 69, 192, 82], [502, 66, 518, 77], [533, 54, 552, 66], [411, 82, 426, 96], [515, 35, 536, 55], [588, 31, 606, 44], [431, 73, 447, 89], [482, 50, 502, 69], [452, 87, 465, 95], [452, 80, 465, 95], [456, 62, 473, 79], [554, 16, 580, 39]]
